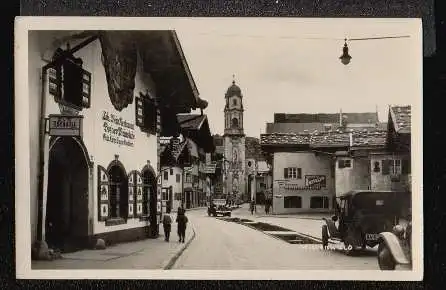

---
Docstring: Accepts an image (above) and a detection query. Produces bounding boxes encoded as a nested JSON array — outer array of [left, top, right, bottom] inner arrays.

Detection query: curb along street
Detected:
[[162, 225, 197, 270]]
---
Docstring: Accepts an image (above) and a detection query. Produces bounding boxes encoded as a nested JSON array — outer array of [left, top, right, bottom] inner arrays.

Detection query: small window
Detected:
[[233, 98, 237, 106], [284, 196, 302, 208], [231, 118, 239, 128], [310, 196, 329, 209], [185, 173, 192, 183], [402, 159, 411, 174], [382, 159, 402, 175], [163, 171, 168, 181], [162, 189, 169, 201], [284, 167, 302, 179], [176, 174, 181, 183], [338, 159, 352, 169], [373, 161, 381, 173], [170, 168, 173, 175]]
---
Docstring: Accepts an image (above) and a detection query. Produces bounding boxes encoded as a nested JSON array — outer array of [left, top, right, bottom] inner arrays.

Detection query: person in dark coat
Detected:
[[162, 207, 173, 242], [176, 209, 188, 243]]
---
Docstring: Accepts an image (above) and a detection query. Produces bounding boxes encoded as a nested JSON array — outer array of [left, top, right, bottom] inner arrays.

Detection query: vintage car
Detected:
[[208, 203, 232, 217], [321, 190, 411, 254], [377, 217, 412, 270]]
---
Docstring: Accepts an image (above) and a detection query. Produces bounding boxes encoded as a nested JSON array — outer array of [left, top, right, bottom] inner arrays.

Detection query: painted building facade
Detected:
[[28, 30, 206, 257]]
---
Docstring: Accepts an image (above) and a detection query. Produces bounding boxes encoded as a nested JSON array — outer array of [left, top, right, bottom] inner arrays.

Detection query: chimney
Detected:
[[349, 132, 353, 147]]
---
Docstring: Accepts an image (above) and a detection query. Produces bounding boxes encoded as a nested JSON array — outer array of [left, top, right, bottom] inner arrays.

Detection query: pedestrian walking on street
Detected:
[[176, 208, 188, 243], [265, 202, 270, 215], [250, 200, 255, 215], [162, 207, 173, 242]]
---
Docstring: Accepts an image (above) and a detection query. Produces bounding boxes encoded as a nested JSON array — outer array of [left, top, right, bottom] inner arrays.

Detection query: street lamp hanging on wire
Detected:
[[339, 38, 352, 65], [338, 35, 410, 65]]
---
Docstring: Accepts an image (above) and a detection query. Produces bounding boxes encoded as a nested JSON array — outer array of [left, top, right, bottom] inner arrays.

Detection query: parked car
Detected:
[[377, 217, 412, 270], [321, 190, 411, 254]]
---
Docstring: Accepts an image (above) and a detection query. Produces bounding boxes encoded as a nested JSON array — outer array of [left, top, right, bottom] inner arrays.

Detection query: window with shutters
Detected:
[[162, 188, 169, 201], [338, 159, 352, 169], [164, 171, 168, 181], [284, 167, 302, 179], [176, 174, 181, 183], [185, 173, 192, 183], [382, 159, 402, 175], [310, 196, 329, 209], [284, 196, 302, 208], [135, 96, 157, 134]]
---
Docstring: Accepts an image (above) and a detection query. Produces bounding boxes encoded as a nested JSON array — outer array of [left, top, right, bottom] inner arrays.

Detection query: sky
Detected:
[[175, 18, 421, 138]]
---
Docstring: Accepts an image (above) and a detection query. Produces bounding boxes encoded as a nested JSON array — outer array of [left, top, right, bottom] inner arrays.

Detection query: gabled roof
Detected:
[[351, 130, 387, 147], [389, 105, 411, 134], [260, 133, 312, 146], [273, 112, 379, 124], [260, 129, 387, 149], [310, 132, 351, 148], [266, 122, 387, 134], [160, 139, 189, 164], [177, 114, 208, 130]]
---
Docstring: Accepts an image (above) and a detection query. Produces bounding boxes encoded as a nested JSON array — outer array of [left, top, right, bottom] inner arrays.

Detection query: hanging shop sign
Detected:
[[48, 114, 83, 137], [102, 110, 135, 147]]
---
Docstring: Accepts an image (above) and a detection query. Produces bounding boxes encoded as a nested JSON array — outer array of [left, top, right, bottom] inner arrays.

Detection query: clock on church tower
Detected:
[[223, 77, 246, 199]]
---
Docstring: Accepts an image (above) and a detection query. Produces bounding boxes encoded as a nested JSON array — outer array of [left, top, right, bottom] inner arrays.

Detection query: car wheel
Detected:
[[378, 242, 396, 270], [343, 234, 356, 256], [322, 225, 329, 250]]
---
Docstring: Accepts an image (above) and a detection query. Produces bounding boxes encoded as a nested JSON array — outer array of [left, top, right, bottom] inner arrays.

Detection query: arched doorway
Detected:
[[107, 161, 128, 220], [46, 137, 89, 252], [142, 166, 157, 237]]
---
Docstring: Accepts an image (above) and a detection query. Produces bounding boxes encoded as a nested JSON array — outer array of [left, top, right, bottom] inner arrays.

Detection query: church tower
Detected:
[[223, 77, 246, 200]]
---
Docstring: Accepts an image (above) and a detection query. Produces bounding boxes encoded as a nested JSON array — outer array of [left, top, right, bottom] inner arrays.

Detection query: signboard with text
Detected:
[[48, 114, 83, 137], [305, 175, 327, 188]]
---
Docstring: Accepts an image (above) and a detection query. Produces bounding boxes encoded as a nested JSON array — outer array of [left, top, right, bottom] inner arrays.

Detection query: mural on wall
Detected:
[[99, 31, 137, 111], [233, 148, 238, 165]]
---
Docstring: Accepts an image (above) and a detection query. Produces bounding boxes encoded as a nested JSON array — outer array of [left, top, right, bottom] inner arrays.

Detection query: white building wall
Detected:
[[28, 32, 159, 243], [161, 166, 183, 212], [272, 152, 334, 214]]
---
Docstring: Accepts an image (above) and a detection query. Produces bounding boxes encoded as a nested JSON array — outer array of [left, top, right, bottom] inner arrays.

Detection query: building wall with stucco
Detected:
[[28, 31, 161, 248]]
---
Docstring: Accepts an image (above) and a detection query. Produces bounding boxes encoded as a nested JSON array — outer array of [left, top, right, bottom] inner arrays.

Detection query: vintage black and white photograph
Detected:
[[15, 17, 422, 280]]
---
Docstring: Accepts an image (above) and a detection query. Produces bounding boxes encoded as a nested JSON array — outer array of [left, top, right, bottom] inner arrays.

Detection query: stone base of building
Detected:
[[92, 225, 155, 247]]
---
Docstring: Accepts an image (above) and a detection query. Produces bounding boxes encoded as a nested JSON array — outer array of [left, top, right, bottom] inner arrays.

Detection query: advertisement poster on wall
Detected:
[[305, 175, 326, 188]]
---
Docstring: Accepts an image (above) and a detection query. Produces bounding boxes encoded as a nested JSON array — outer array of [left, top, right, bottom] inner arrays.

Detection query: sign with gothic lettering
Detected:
[[48, 114, 83, 137]]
